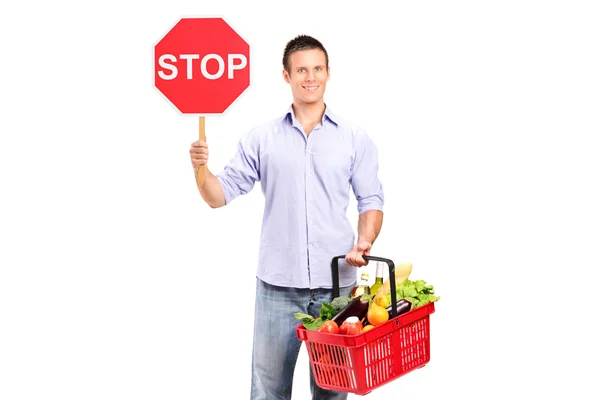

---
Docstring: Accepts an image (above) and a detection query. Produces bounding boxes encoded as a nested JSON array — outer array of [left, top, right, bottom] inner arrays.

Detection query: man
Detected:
[[189, 35, 384, 400]]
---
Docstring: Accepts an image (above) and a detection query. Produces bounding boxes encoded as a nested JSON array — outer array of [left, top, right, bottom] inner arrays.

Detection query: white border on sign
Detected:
[[151, 14, 253, 118]]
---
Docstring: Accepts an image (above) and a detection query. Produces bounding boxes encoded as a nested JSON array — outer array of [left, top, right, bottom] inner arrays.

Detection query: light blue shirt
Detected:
[[216, 105, 384, 289]]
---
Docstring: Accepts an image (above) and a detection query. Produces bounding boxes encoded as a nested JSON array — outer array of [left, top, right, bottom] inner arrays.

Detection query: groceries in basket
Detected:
[[293, 261, 440, 335], [296, 256, 440, 395]]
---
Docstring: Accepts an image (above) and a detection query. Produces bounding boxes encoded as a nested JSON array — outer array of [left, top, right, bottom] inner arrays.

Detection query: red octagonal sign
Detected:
[[154, 17, 250, 115]]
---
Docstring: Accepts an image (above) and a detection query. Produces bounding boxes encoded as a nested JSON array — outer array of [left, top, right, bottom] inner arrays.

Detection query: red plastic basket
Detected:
[[296, 255, 436, 395]]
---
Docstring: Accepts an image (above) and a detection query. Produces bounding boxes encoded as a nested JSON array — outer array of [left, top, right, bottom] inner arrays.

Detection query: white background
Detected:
[[1, 0, 599, 399]]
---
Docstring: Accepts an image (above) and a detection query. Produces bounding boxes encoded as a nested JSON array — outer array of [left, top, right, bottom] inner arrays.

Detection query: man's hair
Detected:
[[282, 34, 329, 73]]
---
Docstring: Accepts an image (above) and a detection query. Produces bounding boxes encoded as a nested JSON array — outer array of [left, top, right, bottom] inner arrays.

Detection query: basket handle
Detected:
[[331, 255, 399, 319]]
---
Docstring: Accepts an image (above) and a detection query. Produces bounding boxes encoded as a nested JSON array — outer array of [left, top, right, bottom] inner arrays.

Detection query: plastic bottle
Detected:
[[350, 272, 370, 298], [340, 316, 362, 335]]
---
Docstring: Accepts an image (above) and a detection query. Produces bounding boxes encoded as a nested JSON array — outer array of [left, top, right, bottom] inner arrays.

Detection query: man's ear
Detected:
[[327, 66, 330, 81], [282, 69, 291, 83]]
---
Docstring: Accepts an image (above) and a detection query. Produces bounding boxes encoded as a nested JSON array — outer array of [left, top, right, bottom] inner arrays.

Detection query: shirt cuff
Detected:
[[215, 174, 234, 205], [357, 195, 384, 214]]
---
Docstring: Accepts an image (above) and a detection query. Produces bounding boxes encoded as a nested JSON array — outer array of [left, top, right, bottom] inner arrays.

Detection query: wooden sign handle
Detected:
[[196, 116, 206, 187]]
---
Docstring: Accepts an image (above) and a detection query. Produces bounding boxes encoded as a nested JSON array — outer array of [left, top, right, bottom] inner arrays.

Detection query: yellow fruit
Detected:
[[362, 324, 375, 333], [374, 294, 391, 308], [367, 304, 389, 326]]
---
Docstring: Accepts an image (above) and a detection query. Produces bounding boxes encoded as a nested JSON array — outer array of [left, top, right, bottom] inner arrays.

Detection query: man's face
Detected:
[[283, 48, 330, 105]]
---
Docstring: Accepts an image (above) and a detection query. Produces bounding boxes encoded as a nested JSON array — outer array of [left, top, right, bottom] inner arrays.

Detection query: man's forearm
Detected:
[[195, 167, 226, 208], [357, 210, 383, 245]]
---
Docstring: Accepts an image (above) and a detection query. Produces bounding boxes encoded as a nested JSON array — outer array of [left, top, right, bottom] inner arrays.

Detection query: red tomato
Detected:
[[317, 320, 339, 334], [338, 322, 348, 335]]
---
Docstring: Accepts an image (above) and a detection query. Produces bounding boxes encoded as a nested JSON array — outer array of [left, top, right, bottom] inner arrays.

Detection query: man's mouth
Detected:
[[302, 85, 319, 92]]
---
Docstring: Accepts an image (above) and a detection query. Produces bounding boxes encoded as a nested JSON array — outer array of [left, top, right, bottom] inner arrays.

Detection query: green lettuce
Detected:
[[393, 279, 440, 309]]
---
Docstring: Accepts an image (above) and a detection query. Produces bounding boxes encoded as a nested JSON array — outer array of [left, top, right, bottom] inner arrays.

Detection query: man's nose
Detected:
[[305, 71, 315, 81]]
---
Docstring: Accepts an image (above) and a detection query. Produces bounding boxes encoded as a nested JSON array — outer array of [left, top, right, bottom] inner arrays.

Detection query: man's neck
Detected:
[[291, 101, 326, 126]]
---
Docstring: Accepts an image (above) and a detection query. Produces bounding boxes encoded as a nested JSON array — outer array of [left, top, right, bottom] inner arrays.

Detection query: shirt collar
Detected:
[[283, 104, 339, 128]]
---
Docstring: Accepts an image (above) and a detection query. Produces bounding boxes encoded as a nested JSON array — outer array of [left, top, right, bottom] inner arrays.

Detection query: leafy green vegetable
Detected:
[[293, 295, 352, 331], [319, 302, 336, 321], [391, 279, 440, 309], [293, 313, 323, 331]]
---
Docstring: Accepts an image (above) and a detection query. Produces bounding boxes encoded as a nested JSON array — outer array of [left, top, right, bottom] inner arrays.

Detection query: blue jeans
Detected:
[[251, 278, 355, 400]]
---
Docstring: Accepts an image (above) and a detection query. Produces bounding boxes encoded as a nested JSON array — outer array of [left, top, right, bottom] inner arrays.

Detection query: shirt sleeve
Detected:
[[350, 131, 384, 214], [215, 128, 260, 205]]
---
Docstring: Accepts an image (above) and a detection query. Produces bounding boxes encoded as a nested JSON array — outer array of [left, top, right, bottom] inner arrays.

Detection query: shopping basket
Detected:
[[296, 255, 436, 395]]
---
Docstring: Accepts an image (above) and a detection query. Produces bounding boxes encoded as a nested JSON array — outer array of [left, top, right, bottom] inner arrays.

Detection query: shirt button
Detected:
[[308, 197, 313, 201]]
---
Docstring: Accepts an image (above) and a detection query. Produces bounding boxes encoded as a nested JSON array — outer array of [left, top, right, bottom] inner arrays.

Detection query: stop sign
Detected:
[[154, 17, 250, 114]]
